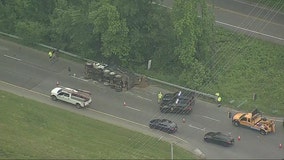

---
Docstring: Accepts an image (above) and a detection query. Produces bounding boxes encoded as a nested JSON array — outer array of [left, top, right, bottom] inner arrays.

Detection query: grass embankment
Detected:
[[0, 90, 198, 159]]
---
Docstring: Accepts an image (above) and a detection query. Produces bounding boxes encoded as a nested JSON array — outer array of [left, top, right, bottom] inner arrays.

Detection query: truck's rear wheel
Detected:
[[75, 103, 81, 109], [51, 95, 57, 101], [260, 130, 267, 135], [233, 121, 240, 127]]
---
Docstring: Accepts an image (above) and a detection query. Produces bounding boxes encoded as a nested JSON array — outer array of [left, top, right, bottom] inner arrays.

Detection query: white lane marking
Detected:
[[71, 75, 89, 82], [216, 20, 284, 41], [188, 124, 206, 132], [170, 135, 189, 143], [202, 115, 220, 122], [124, 105, 141, 112], [4, 54, 22, 61], [137, 95, 152, 101], [233, 0, 284, 15]]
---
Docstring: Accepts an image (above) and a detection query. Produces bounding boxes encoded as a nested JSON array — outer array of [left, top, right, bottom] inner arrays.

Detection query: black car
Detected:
[[149, 119, 178, 134], [160, 96, 195, 114], [204, 132, 234, 147]]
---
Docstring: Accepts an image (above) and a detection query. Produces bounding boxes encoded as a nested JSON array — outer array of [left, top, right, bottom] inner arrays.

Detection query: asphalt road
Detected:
[[157, 0, 284, 45], [1, 38, 284, 159]]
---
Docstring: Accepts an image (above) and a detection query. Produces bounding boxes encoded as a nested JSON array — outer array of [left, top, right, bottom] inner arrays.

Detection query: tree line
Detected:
[[0, 0, 216, 89]]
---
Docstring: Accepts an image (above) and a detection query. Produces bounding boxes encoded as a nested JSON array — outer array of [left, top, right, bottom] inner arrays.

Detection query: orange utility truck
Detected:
[[232, 109, 275, 135]]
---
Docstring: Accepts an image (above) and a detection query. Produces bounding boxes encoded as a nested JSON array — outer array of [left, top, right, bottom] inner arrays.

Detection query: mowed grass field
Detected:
[[0, 90, 198, 159]]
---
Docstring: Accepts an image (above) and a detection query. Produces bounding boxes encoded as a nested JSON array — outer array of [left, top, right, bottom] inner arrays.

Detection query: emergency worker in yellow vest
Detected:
[[48, 51, 53, 60], [158, 91, 163, 103]]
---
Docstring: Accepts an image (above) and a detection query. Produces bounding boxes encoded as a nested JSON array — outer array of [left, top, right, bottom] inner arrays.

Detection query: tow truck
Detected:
[[232, 108, 276, 135]]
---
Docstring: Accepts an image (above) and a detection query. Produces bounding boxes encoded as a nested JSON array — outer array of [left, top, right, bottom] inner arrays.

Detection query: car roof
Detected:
[[152, 119, 172, 123], [213, 132, 232, 139], [174, 91, 194, 97]]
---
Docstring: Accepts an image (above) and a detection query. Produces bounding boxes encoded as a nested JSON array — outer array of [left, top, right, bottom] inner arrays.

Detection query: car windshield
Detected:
[[239, 114, 246, 119], [57, 89, 62, 93], [215, 132, 230, 140]]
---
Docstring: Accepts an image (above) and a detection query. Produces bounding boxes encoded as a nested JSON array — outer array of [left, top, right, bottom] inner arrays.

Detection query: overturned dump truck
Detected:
[[84, 61, 147, 92]]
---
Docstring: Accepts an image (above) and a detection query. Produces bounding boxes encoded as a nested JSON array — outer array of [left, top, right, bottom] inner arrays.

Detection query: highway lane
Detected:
[[1, 39, 284, 158], [157, 0, 284, 45]]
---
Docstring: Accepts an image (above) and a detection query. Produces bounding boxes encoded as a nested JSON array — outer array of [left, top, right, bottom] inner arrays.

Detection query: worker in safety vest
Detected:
[[215, 93, 222, 107], [158, 91, 163, 103], [48, 51, 53, 59], [217, 96, 222, 107]]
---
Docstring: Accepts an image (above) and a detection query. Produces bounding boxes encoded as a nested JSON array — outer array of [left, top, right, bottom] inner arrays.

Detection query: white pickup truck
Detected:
[[50, 87, 92, 108]]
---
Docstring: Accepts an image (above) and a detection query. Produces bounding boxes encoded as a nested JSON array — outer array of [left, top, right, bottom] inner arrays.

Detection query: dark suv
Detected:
[[160, 91, 195, 114]]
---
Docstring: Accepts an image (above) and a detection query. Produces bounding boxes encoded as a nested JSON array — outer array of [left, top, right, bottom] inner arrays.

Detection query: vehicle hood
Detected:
[[51, 87, 62, 95]]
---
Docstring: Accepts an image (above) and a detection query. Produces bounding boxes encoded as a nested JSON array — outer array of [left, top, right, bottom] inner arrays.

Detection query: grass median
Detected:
[[0, 90, 199, 159]]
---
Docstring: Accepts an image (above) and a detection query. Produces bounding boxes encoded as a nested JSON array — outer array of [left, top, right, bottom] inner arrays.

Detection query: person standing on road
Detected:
[[217, 96, 222, 107], [158, 91, 163, 103], [48, 51, 53, 60], [215, 92, 222, 107]]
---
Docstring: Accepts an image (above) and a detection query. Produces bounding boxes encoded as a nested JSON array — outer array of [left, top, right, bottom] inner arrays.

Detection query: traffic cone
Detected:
[[182, 118, 186, 123], [56, 81, 60, 87], [237, 136, 241, 141], [279, 143, 282, 149]]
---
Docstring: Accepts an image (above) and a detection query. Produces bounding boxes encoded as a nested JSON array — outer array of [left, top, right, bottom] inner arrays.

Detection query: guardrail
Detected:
[[146, 76, 217, 100], [0, 31, 217, 101]]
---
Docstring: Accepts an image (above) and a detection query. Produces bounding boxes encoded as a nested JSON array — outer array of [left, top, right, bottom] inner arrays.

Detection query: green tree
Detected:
[[172, 0, 212, 89], [196, 0, 215, 68], [15, 21, 45, 44], [89, 1, 130, 65], [49, 0, 95, 57], [173, 0, 199, 66], [0, 0, 17, 32], [112, 0, 162, 67]]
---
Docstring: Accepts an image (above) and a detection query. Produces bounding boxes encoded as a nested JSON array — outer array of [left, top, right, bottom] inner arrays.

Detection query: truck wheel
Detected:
[[75, 103, 81, 109], [233, 121, 240, 127], [260, 130, 267, 135], [51, 95, 57, 101]]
